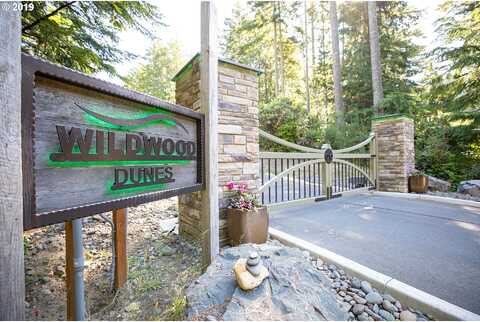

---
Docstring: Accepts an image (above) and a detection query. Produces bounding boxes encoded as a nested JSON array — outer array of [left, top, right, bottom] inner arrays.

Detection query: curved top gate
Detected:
[[258, 129, 377, 206]]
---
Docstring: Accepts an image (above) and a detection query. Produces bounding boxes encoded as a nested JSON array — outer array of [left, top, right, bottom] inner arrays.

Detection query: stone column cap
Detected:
[[371, 113, 414, 123], [172, 53, 263, 82]]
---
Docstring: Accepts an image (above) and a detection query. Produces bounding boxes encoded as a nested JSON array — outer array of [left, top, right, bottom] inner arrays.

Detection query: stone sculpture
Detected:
[[233, 251, 269, 290]]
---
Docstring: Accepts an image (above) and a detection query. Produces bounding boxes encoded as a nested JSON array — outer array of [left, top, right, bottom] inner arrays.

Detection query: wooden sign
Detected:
[[21, 55, 204, 230]]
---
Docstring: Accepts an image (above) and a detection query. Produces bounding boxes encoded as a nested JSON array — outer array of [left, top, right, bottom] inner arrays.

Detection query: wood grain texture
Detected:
[[32, 75, 199, 215], [113, 209, 128, 290], [0, 7, 25, 320], [200, 2, 220, 267]]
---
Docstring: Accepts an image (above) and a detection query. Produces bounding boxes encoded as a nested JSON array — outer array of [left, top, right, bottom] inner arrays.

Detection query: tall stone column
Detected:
[[372, 114, 415, 193], [173, 55, 261, 246], [0, 5, 25, 319]]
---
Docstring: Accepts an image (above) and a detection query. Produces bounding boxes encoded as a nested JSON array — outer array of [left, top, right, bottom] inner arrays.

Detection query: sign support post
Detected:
[[66, 219, 86, 321], [0, 6, 25, 320], [200, 1, 220, 267], [113, 208, 128, 289]]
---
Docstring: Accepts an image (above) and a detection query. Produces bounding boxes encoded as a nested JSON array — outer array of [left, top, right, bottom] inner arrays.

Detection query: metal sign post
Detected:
[[66, 218, 86, 321]]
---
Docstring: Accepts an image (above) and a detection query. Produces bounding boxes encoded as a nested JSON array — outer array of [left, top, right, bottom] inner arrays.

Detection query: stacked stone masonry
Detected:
[[175, 57, 260, 246], [372, 116, 414, 193]]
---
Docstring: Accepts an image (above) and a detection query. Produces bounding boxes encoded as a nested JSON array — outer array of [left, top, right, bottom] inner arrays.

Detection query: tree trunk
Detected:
[[273, 2, 280, 97], [368, 1, 384, 114], [310, 1, 317, 112], [310, 2, 316, 67], [304, 0, 311, 113], [330, 1, 345, 127], [321, 2, 328, 113], [278, 3, 285, 95], [0, 7, 25, 320]]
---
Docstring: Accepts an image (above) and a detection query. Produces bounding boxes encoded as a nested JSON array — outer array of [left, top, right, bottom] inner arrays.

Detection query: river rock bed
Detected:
[[312, 258, 433, 321], [186, 241, 433, 321]]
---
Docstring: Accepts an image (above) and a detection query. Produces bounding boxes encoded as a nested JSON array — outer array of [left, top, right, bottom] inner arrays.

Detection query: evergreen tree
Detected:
[[340, 1, 421, 126], [124, 40, 184, 102], [22, 1, 162, 76], [222, 1, 302, 105], [418, 1, 480, 184]]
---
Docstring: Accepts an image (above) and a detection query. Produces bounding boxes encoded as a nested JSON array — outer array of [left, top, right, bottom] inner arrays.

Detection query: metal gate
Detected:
[[258, 130, 377, 206]]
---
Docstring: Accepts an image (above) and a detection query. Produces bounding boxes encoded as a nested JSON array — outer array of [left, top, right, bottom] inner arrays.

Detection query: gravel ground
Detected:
[[24, 197, 202, 320]]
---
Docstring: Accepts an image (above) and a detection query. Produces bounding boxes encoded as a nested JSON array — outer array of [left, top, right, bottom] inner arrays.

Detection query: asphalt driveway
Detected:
[[269, 193, 480, 314]]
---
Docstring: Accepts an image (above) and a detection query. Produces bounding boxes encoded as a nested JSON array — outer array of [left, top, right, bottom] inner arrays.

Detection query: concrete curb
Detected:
[[269, 227, 480, 321], [371, 191, 480, 208]]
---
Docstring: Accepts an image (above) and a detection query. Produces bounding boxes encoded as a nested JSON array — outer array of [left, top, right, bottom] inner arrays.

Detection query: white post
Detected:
[[200, 1, 219, 266], [0, 4, 25, 320]]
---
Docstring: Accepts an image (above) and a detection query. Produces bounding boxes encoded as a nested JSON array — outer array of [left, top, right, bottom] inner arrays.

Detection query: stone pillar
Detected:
[[174, 55, 260, 246], [372, 114, 415, 193]]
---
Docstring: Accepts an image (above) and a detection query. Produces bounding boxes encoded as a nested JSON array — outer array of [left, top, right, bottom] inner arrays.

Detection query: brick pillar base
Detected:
[[173, 55, 260, 246], [372, 114, 415, 193]]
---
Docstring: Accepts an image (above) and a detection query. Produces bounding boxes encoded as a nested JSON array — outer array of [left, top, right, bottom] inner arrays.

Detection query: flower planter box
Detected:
[[409, 175, 429, 193], [227, 207, 269, 246]]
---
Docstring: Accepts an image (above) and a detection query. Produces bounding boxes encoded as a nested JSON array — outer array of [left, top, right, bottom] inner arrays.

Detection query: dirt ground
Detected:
[[24, 197, 202, 321]]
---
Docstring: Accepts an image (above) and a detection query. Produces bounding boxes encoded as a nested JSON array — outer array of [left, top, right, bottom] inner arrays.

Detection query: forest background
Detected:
[[21, 1, 480, 188]]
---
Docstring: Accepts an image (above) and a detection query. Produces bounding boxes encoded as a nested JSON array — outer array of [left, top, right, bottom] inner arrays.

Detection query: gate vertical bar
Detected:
[[281, 159, 284, 202], [321, 163, 327, 197], [327, 163, 333, 198]]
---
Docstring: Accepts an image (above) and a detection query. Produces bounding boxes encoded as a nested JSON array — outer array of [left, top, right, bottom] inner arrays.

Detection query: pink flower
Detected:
[[238, 182, 248, 193], [226, 181, 235, 190]]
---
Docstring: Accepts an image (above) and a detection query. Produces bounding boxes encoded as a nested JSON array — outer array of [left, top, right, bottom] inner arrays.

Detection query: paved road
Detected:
[[269, 193, 480, 314]]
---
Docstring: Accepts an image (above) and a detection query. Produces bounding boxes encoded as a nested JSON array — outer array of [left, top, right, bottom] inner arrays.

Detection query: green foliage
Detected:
[[226, 1, 478, 187], [124, 40, 184, 102], [341, 1, 422, 118], [22, 1, 163, 76], [226, 1, 423, 143], [260, 98, 306, 150], [259, 98, 371, 151], [417, 1, 480, 187], [223, 2, 303, 105], [380, 92, 417, 116]]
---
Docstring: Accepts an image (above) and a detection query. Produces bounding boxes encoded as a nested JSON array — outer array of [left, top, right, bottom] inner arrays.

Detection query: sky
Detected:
[[96, 0, 236, 84], [96, 0, 443, 85]]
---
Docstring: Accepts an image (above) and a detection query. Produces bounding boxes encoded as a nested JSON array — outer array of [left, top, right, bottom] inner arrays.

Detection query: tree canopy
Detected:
[[124, 40, 184, 102], [22, 1, 163, 76]]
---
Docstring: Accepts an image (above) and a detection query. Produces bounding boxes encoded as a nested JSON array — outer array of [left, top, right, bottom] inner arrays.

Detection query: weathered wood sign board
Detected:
[[22, 55, 204, 230]]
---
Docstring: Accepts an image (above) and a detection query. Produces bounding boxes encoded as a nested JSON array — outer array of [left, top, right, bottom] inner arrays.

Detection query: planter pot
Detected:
[[227, 207, 269, 246], [409, 175, 429, 193]]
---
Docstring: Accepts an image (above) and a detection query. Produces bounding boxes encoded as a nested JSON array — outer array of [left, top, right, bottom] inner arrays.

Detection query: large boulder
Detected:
[[427, 175, 451, 192], [186, 241, 349, 321], [457, 180, 480, 197]]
